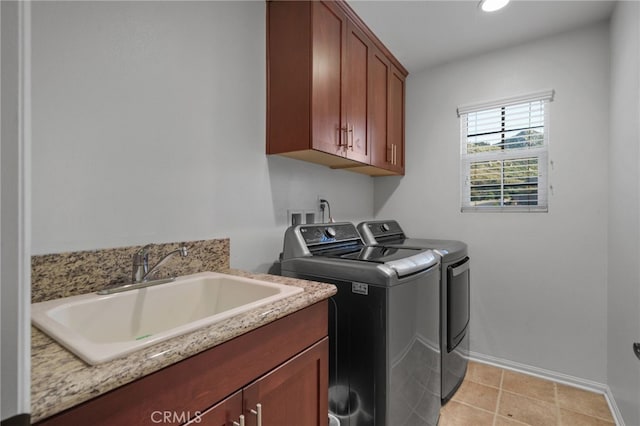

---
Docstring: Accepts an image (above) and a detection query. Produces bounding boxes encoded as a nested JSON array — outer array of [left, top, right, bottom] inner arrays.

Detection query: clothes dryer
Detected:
[[358, 220, 470, 403]]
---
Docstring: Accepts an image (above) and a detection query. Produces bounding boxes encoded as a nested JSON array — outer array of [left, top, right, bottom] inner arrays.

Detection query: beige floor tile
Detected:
[[556, 384, 614, 421], [439, 401, 494, 426], [465, 361, 503, 388], [502, 370, 556, 404], [498, 391, 558, 426], [559, 408, 615, 426], [441, 364, 617, 426], [451, 380, 499, 412], [494, 415, 530, 426]]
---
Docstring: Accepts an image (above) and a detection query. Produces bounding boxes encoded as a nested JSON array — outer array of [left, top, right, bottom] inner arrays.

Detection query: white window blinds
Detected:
[[458, 90, 553, 212]]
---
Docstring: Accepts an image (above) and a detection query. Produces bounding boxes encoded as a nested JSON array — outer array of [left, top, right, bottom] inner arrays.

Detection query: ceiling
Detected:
[[348, 0, 616, 73]]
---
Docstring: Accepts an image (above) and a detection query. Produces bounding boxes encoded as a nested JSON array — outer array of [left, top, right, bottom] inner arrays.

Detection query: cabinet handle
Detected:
[[250, 403, 262, 426], [348, 124, 354, 150], [233, 414, 245, 426], [392, 144, 396, 165], [339, 127, 348, 150]]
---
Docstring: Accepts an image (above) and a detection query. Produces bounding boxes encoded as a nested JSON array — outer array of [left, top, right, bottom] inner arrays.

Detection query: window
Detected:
[[458, 90, 553, 212]]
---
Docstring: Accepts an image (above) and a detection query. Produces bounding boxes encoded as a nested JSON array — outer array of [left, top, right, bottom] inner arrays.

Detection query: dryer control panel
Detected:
[[358, 220, 405, 245]]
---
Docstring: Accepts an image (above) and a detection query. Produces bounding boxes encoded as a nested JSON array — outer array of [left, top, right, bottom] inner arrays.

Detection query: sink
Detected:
[[31, 271, 303, 365]]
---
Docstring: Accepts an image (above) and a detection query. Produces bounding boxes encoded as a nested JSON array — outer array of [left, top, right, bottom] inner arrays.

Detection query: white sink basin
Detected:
[[31, 271, 303, 365]]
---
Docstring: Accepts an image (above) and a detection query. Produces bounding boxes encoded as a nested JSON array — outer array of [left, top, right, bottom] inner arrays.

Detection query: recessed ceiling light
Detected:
[[479, 0, 510, 12]]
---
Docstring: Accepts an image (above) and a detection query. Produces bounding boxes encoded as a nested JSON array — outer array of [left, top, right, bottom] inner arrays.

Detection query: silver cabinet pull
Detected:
[[338, 126, 347, 149], [250, 403, 262, 426], [348, 124, 354, 150], [233, 414, 245, 426]]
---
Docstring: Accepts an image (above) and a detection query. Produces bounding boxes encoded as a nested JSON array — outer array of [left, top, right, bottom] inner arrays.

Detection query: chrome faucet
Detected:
[[132, 244, 188, 283], [98, 244, 189, 295]]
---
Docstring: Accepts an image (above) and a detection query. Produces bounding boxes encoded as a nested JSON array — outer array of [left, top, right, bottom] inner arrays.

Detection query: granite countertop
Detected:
[[31, 270, 336, 423]]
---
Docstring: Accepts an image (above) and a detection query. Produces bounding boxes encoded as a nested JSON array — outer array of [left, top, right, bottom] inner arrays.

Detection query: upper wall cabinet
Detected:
[[266, 0, 408, 176]]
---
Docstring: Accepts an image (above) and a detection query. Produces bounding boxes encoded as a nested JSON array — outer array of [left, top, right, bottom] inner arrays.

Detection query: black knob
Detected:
[[325, 227, 336, 239], [381, 223, 390, 232]]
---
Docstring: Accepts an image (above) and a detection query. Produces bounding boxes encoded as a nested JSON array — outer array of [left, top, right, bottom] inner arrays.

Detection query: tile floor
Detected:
[[439, 361, 616, 426]]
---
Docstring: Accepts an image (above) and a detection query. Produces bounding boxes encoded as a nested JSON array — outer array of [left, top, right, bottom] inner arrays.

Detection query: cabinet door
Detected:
[[311, 1, 346, 157], [186, 390, 243, 426], [388, 64, 405, 174], [242, 338, 329, 426], [343, 20, 369, 163], [369, 47, 390, 169]]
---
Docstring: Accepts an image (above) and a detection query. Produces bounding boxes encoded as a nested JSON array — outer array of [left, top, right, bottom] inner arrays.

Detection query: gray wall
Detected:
[[375, 23, 610, 383], [31, 1, 374, 271], [608, 1, 640, 424]]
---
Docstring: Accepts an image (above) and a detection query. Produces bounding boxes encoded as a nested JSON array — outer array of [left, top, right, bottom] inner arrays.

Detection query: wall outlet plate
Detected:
[[288, 210, 303, 226]]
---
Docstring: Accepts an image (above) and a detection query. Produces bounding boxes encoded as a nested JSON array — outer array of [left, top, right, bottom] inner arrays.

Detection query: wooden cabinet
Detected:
[[242, 340, 328, 426], [368, 47, 391, 171], [309, 1, 345, 160], [267, 0, 407, 176], [185, 391, 243, 426], [37, 301, 329, 426], [387, 64, 406, 174], [192, 340, 328, 426], [343, 19, 370, 164], [355, 47, 406, 176]]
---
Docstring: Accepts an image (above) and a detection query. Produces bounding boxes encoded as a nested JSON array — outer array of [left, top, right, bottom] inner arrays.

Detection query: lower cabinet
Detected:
[[195, 339, 328, 426], [37, 301, 329, 426], [186, 390, 243, 426]]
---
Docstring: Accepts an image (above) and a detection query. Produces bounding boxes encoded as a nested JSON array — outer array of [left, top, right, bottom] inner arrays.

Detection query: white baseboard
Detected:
[[468, 351, 625, 426]]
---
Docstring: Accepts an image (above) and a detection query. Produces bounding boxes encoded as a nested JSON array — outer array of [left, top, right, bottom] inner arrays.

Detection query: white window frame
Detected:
[[458, 90, 554, 213]]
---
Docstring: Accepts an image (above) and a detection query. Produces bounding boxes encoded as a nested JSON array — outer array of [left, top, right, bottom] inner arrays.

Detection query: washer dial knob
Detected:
[[325, 227, 337, 239]]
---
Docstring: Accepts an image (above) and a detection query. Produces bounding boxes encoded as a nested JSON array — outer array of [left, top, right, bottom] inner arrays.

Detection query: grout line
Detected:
[[449, 399, 498, 416], [558, 407, 617, 424], [492, 368, 504, 426], [460, 363, 614, 426], [555, 382, 561, 426]]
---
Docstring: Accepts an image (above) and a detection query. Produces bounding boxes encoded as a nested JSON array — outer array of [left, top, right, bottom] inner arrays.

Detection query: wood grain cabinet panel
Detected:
[[368, 47, 391, 169], [243, 339, 329, 426], [185, 391, 243, 426], [387, 64, 406, 175], [193, 339, 329, 426], [343, 20, 370, 164], [310, 0, 345, 158]]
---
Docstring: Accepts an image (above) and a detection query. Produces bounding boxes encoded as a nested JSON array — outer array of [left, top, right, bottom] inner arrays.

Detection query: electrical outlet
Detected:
[[288, 210, 303, 226], [304, 211, 316, 224]]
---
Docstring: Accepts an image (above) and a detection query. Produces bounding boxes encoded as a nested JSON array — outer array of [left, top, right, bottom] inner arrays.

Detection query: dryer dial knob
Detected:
[[381, 223, 390, 232]]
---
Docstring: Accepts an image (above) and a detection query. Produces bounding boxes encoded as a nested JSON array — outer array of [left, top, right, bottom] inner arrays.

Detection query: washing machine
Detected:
[[280, 222, 441, 426], [358, 220, 470, 404]]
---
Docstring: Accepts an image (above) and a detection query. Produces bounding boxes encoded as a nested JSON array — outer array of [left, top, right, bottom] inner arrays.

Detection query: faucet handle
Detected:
[[132, 244, 152, 283], [132, 244, 152, 269]]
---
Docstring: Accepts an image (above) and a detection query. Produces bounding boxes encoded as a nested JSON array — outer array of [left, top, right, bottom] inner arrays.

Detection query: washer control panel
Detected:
[[299, 223, 361, 245]]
